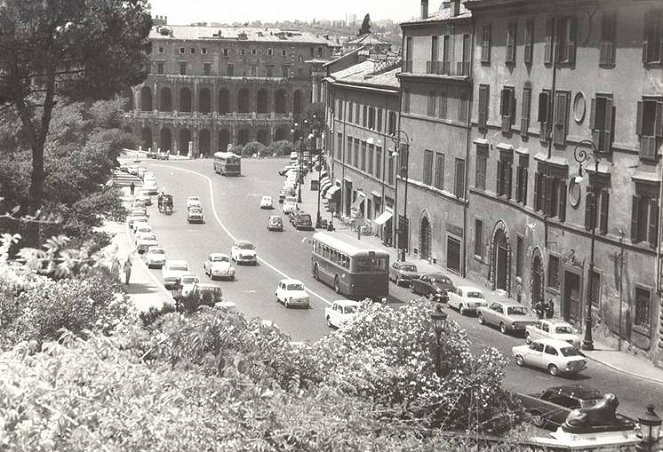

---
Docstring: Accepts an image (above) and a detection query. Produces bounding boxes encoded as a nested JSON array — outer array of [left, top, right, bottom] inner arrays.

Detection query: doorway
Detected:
[[420, 216, 432, 260], [562, 270, 582, 323], [531, 252, 544, 308]]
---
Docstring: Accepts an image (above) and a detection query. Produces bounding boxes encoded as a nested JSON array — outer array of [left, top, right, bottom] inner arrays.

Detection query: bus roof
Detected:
[[312, 232, 390, 257], [213, 151, 240, 159]]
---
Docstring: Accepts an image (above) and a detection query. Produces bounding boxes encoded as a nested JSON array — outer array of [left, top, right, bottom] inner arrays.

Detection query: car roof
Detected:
[[269, 215, 282, 220], [531, 338, 577, 348], [235, 240, 253, 245], [187, 196, 200, 199], [280, 278, 304, 285], [196, 283, 222, 290], [457, 285, 482, 292], [147, 247, 165, 253], [544, 385, 602, 399], [209, 252, 230, 259], [424, 272, 450, 279], [333, 299, 360, 307], [180, 273, 199, 280], [543, 319, 574, 326]]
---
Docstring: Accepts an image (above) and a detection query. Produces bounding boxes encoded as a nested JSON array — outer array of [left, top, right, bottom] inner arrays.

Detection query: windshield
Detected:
[[354, 255, 388, 272], [182, 276, 199, 284], [150, 249, 165, 255], [560, 347, 582, 357], [344, 305, 357, 314], [287, 283, 305, 291], [401, 264, 417, 272], [237, 243, 255, 250], [507, 306, 529, 316], [212, 255, 229, 262], [555, 325, 575, 334], [141, 234, 156, 241], [188, 197, 200, 202], [299, 214, 311, 221], [467, 291, 484, 299], [169, 264, 188, 271]]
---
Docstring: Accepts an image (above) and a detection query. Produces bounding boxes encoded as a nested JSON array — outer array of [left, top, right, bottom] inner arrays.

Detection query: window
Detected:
[[500, 86, 516, 133], [268, 48, 273, 55], [202, 48, 207, 54], [157, 62, 164, 74], [427, 90, 437, 117], [556, 16, 578, 64], [643, 10, 663, 64], [377, 109, 383, 131], [515, 155, 529, 205], [459, 34, 471, 75], [475, 145, 487, 190], [179, 62, 187, 75], [376, 147, 382, 180], [636, 98, 663, 160], [496, 152, 513, 199], [548, 255, 560, 289], [459, 93, 469, 123], [521, 87, 532, 137], [600, 12, 616, 66], [336, 133, 342, 160], [356, 139, 362, 170], [534, 165, 567, 221], [281, 65, 289, 78], [524, 20, 534, 64], [179, 47, 185, 54], [227, 64, 234, 76], [250, 48, 256, 56], [423, 150, 434, 185], [442, 35, 451, 74], [506, 21, 517, 64], [346, 137, 352, 164], [223, 48, 229, 57], [368, 144, 374, 175], [516, 236, 524, 277], [203, 63, 211, 76], [266, 65, 273, 77], [190, 47, 196, 54], [282, 49, 287, 56], [589, 270, 601, 308], [240, 49, 245, 56], [434, 153, 445, 189], [355, 103, 360, 123], [318, 47, 323, 58], [431, 35, 439, 64], [348, 102, 353, 122], [552, 91, 570, 146], [478, 84, 490, 129], [544, 17, 554, 65], [388, 111, 397, 135], [405, 37, 413, 71], [402, 89, 411, 114], [631, 187, 659, 246], [474, 219, 484, 258], [368, 107, 376, 129], [538, 89, 551, 141], [481, 24, 491, 64], [454, 158, 465, 199], [388, 154, 395, 185], [590, 94, 614, 153], [438, 90, 448, 119], [634, 286, 651, 331]]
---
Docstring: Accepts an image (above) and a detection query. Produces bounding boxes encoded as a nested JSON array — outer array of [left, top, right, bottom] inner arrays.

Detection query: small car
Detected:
[[190, 283, 223, 306], [409, 272, 455, 302], [513, 338, 587, 376], [325, 299, 360, 328], [388, 262, 419, 286], [131, 219, 149, 233], [142, 179, 158, 195], [144, 247, 167, 268], [130, 207, 148, 217], [477, 300, 539, 335], [162, 260, 190, 289], [146, 149, 157, 159], [134, 224, 153, 237], [516, 385, 604, 429], [180, 273, 201, 299], [203, 253, 235, 280], [186, 196, 202, 209], [231, 240, 257, 265], [526, 319, 582, 349], [187, 207, 204, 223], [136, 232, 158, 254], [448, 286, 488, 316], [279, 186, 295, 203], [128, 213, 148, 229], [260, 196, 274, 209], [278, 164, 298, 176], [282, 196, 298, 214], [290, 212, 313, 230], [267, 215, 284, 231], [275, 278, 310, 308]]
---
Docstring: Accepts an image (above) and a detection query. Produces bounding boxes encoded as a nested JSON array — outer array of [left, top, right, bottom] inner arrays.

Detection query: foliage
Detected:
[[241, 141, 267, 157], [139, 301, 177, 327], [266, 140, 294, 156], [359, 13, 371, 35]]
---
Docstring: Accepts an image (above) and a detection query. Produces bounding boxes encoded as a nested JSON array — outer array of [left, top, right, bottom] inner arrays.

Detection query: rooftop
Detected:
[[150, 26, 332, 44], [327, 59, 401, 89]]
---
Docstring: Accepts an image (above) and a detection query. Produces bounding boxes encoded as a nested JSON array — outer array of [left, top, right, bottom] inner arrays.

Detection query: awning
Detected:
[[320, 176, 330, 187], [373, 210, 393, 225], [351, 193, 366, 210], [325, 186, 340, 200], [320, 181, 332, 195]]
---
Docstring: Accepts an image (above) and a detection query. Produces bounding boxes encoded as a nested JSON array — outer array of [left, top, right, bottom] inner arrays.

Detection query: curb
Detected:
[[583, 353, 663, 387]]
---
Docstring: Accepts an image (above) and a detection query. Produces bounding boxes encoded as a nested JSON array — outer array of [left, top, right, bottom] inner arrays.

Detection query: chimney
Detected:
[[421, 0, 429, 19], [452, 0, 460, 16]]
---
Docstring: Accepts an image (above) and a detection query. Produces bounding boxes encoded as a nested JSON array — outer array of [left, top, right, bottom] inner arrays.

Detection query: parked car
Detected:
[[131, 219, 149, 233], [282, 196, 298, 214], [187, 206, 204, 223], [279, 164, 298, 176], [186, 196, 202, 209], [162, 260, 190, 289], [180, 274, 201, 299], [526, 319, 582, 349], [477, 300, 539, 335], [388, 262, 419, 286], [260, 195, 274, 209], [203, 253, 235, 280], [142, 179, 158, 195], [135, 232, 158, 254], [409, 272, 455, 302], [515, 386, 605, 429], [512, 338, 588, 376], [290, 212, 313, 230], [130, 207, 148, 218], [448, 286, 488, 316], [134, 224, 153, 237], [231, 240, 257, 265], [136, 190, 152, 205], [275, 278, 310, 308], [146, 149, 157, 158], [190, 283, 223, 306], [325, 299, 360, 328], [267, 215, 284, 231], [144, 247, 167, 268], [128, 213, 148, 229], [156, 151, 170, 160]]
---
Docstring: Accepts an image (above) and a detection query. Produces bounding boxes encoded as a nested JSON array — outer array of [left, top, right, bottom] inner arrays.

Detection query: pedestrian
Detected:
[[124, 255, 133, 285], [544, 298, 554, 319], [111, 257, 121, 283], [130, 181, 135, 195], [534, 300, 544, 319], [172, 278, 183, 312]]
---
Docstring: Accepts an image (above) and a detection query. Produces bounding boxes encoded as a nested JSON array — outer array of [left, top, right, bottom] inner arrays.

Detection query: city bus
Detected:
[[311, 232, 389, 302], [213, 151, 241, 176]]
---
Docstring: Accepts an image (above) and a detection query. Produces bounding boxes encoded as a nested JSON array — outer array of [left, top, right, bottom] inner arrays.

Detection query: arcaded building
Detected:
[[125, 19, 334, 155]]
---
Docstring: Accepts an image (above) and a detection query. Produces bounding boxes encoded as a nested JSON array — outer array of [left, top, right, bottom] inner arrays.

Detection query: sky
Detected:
[[147, 0, 438, 25]]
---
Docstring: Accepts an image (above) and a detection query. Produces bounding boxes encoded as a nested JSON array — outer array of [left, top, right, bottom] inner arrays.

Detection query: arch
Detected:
[[140, 86, 152, 111], [256, 129, 269, 145], [159, 87, 172, 112], [238, 88, 250, 113], [141, 127, 153, 150], [488, 220, 512, 295], [274, 126, 289, 141], [530, 247, 545, 308], [180, 87, 192, 112], [159, 128, 172, 152], [218, 129, 231, 152], [419, 214, 432, 261], [218, 88, 230, 114], [293, 90, 303, 114], [179, 129, 192, 155], [257, 89, 269, 113], [237, 128, 250, 145], [199, 129, 211, 156], [199, 87, 211, 114], [275, 89, 287, 113]]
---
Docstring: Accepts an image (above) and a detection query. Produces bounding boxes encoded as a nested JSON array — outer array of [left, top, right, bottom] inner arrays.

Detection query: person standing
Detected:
[[130, 181, 135, 196], [124, 255, 133, 285], [544, 298, 554, 319], [534, 300, 544, 319]]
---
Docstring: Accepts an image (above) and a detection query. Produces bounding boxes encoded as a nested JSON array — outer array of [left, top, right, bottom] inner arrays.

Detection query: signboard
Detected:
[[311, 179, 319, 191]]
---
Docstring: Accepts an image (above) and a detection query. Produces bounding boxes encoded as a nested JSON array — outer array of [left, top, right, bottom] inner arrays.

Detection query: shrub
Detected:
[[139, 301, 176, 327], [266, 140, 294, 156], [241, 141, 266, 157]]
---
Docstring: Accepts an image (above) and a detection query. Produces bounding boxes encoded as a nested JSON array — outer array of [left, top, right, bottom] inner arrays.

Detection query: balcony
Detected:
[[424, 60, 470, 77], [403, 60, 413, 73]]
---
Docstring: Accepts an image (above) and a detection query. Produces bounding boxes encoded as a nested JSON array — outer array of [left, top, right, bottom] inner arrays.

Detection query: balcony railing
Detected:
[[424, 60, 469, 77]]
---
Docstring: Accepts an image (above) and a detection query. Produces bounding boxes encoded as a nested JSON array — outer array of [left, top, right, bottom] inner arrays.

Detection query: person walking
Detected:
[[544, 298, 554, 319], [534, 300, 544, 319], [130, 182, 135, 196], [124, 255, 133, 285]]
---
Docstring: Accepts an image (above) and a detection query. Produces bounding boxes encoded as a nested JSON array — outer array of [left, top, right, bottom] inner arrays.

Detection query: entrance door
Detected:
[[531, 255, 544, 308], [496, 241, 508, 290], [447, 237, 461, 273], [420, 217, 432, 260], [562, 271, 582, 323]]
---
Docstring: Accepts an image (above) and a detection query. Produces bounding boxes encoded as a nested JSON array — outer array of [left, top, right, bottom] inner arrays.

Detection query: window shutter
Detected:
[[522, 169, 528, 206], [524, 21, 533, 64], [515, 167, 523, 202], [543, 175, 552, 215], [558, 181, 567, 222], [521, 89, 531, 136], [496, 160, 503, 195], [544, 17, 553, 64], [510, 90, 517, 125], [585, 191, 595, 230], [649, 198, 659, 248], [538, 92, 549, 123], [599, 189, 609, 234], [553, 92, 568, 145], [602, 99, 614, 153], [568, 17, 577, 64], [505, 162, 513, 199], [534, 172, 541, 211], [589, 98, 597, 130], [636, 101, 644, 136], [656, 101, 663, 138], [479, 85, 489, 128], [631, 195, 640, 243]]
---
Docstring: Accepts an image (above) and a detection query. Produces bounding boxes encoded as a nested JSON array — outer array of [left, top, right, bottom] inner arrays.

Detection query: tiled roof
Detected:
[[150, 26, 332, 44], [329, 61, 400, 89], [345, 33, 391, 46]]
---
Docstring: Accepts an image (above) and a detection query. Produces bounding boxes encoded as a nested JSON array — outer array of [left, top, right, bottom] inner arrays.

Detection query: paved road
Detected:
[[130, 157, 663, 420]]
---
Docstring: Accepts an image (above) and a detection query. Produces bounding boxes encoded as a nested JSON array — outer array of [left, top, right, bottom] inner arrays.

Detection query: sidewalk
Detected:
[[296, 169, 663, 386]]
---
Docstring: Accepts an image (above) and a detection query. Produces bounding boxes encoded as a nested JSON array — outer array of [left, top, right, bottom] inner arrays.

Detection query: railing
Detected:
[[424, 60, 469, 77]]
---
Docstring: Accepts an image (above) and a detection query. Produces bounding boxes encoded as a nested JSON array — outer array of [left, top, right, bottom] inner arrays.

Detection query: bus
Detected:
[[311, 232, 389, 302], [213, 152, 241, 176]]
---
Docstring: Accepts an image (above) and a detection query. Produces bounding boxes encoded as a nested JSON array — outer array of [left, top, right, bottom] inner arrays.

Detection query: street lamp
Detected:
[[430, 304, 448, 377], [291, 120, 308, 203], [573, 139, 600, 351], [391, 130, 410, 262], [637, 405, 662, 452]]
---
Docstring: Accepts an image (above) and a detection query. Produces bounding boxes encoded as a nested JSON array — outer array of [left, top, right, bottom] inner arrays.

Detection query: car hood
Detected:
[[286, 290, 308, 299], [211, 262, 232, 270], [236, 249, 256, 256]]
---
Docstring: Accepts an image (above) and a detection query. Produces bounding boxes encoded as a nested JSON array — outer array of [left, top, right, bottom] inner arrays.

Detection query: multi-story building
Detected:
[[464, 0, 663, 361], [398, 0, 473, 273], [125, 20, 333, 155]]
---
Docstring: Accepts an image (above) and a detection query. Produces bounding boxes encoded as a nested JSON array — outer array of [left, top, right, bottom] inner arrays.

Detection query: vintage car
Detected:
[[144, 247, 167, 269], [161, 260, 190, 289], [180, 274, 201, 299], [186, 196, 202, 209], [513, 338, 587, 376], [290, 212, 313, 230], [388, 261, 419, 287], [231, 240, 257, 265], [260, 195, 274, 209], [409, 272, 455, 302], [526, 319, 582, 349], [325, 299, 360, 329], [282, 196, 298, 214], [203, 253, 235, 280], [187, 206, 204, 223], [275, 278, 310, 309], [190, 283, 223, 306], [267, 215, 284, 231], [447, 286, 488, 316], [135, 232, 158, 254], [515, 385, 605, 429], [477, 300, 538, 334]]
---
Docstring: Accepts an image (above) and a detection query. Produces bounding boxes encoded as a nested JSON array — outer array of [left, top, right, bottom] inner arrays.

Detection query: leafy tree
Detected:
[[266, 140, 294, 156], [0, 0, 152, 246], [359, 13, 371, 35], [241, 141, 267, 157]]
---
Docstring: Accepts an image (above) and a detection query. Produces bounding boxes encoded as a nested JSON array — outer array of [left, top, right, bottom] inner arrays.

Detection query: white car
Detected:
[[275, 278, 310, 308], [231, 240, 257, 265], [142, 179, 158, 195], [525, 319, 582, 349], [259, 196, 274, 209], [128, 213, 148, 229], [186, 196, 202, 209], [282, 196, 298, 214], [162, 260, 190, 289], [203, 253, 236, 280], [448, 286, 488, 316], [180, 274, 201, 298], [325, 299, 360, 328], [135, 232, 158, 254], [131, 219, 149, 233], [513, 338, 587, 376], [144, 247, 167, 268], [134, 224, 153, 237]]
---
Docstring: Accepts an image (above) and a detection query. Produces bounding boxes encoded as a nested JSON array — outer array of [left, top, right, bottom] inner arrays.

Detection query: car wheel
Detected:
[[478, 313, 485, 325], [515, 355, 524, 366], [326, 316, 332, 327], [459, 304, 467, 316], [548, 364, 559, 376], [334, 276, 341, 294], [499, 323, 508, 334], [229, 275, 234, 281], [525, 332, 532, 344], [313, 264, 320, 281]]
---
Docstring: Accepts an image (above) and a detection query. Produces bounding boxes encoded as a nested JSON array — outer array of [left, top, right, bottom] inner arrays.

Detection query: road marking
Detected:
[[153, 164, 333, 306]]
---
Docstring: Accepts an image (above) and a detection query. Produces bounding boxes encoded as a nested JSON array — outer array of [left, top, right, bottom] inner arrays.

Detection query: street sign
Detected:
[[311, 180, 319, 191]]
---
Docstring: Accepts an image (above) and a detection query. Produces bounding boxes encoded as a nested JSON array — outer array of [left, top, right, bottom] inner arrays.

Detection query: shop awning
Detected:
[[320, 181, 332, 195], [325, 186, 340, 200], [373, 210, 393, 225], [320, 176, 330, 187], [351, 193, 366, 210]]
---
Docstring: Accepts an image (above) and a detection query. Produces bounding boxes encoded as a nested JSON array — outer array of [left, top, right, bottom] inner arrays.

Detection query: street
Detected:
[[130, 156, 663, 420]]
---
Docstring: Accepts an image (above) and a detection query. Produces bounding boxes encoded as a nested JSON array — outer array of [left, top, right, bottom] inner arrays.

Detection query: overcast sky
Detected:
[[147, 0, 440, 25]]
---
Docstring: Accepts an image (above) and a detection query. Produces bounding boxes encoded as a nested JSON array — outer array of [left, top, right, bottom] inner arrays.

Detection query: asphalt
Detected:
[[107, 154, 663, 387]]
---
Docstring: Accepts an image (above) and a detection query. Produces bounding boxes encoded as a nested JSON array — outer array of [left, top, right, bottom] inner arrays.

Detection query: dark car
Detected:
[[146, 149, 157, 159], [267, 215, 284, 231], [388, 262, 419, 286], [410, 272, 455, 302], [290, 212, 313, 230]]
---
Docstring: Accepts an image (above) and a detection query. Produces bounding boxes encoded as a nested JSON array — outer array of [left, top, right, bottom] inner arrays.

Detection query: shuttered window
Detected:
[[643, 10, 663, 64], [521, 87, 531, 137], [423, 149, 434, 185], [599, 12, 616, 66], [538, 90, 551, 142], [481, 24, 492, 64], [506, 21, 518, 64], [636, 98, 663, 160], [557, 16, 577, 64], [478, 84, 490, 129], [500, 87, 516, 133], [475, 146, 487, 190], [524, 20, 534, 64], [434, 153, 445, 190], [631, 191, 659, 246], [544, 17, 554, 64], [454, 158, 466, 199], [589, 94, 614, 154], [553, 91, 570, 146]]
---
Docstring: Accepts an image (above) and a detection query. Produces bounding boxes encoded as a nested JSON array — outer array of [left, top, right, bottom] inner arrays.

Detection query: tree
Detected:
[[0, 0, 152, 246], [358, 13, 371, 35]]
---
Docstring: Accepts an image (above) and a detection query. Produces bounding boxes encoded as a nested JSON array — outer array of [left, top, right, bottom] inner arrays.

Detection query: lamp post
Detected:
[[291, 120, 308, 203], [391, 130, 410, 262], [430, 304, 448, 377], [573, 139, 600, 351], [637, 405, 662, 452]]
